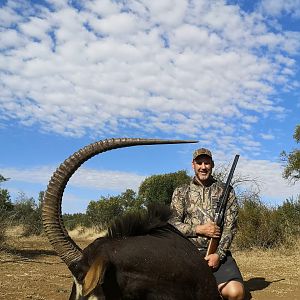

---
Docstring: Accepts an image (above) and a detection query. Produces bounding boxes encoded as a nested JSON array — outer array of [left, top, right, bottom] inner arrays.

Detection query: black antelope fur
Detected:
[[69, 205, 221, 300]]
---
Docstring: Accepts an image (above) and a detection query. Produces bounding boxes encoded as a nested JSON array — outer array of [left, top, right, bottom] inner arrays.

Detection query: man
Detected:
[[169, 148, 245, 300]]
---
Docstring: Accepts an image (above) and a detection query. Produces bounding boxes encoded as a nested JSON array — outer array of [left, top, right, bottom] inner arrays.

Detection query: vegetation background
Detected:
[[1, 125, 299, 251]]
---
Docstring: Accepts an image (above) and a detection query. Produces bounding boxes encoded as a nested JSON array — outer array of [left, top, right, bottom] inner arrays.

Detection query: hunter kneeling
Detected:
[[170, 148, 245, 300]]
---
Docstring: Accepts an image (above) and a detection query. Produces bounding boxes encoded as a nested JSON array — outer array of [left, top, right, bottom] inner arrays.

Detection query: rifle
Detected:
[[206, 154, 239, 256]]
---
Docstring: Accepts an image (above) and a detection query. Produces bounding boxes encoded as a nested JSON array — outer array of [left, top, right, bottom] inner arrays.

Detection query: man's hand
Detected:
[[205, 253, 220, 269], [195, 221, 220, 238]]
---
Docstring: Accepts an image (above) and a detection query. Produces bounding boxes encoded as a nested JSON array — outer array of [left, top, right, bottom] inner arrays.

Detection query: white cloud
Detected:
[[1, 159, 299, 208], [259, 0, 300, 18], [88, 13, 140, 36], [0, 166, 145, 192], [260, 133, 275, 140], [71, 168, 145, 191], [0, 0, 299, 153], [144, 0, 187, 27], [0, 29, 25, 48], [0, 166, 53, 186], [85, 0, 120, 17], [237, 158, 300, 201]]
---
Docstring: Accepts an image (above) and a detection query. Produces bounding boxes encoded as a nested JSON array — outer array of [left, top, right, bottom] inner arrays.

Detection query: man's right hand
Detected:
[[195, 221, 221, 238]]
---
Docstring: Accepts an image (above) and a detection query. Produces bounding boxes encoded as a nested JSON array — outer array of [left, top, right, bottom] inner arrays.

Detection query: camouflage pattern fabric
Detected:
[[169, 177, 238, 261]]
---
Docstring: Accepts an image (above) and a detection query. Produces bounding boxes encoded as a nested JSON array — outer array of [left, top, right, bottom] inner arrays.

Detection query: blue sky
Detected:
[[0, 0, 299, 213]]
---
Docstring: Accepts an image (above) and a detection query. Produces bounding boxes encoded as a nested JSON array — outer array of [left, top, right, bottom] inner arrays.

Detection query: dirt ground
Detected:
[[0, 228, 299, 300]]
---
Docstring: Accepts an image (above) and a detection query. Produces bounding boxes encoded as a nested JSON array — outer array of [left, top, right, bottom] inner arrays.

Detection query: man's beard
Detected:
[[196, 171, 210, 181]]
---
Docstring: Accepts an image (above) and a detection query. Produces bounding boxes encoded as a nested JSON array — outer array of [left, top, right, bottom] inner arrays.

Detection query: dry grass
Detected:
[[1, 227, 300, 300], [2, 225, 106, 243], [4, 225, 24, 237], [234, 238, 300, 300], [68, 226, 106, 241]]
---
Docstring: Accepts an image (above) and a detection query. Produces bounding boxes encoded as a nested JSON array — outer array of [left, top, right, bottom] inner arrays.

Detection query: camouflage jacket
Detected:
[[169, 176, 238, 261]]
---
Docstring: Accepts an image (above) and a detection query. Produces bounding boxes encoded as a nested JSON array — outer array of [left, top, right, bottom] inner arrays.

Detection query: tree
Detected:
[[0, 189, 13, 211], [0, 175, 14, 243], [0, 175, 13, 211], [138, 170, 191, 206], [14, 192, 43, 236], [87, 195, 124, 230], [38, 191, 44, 208], [0, 175, 7, 182], [281, 124, 300, 183], [63, 212, 92, 230], [119, 189, 143, 212], [86, 189, 145, 229]]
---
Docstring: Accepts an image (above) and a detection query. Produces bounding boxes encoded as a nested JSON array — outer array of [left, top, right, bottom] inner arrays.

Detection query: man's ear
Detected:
[[82, 256, 108, 296], [211, 160, 214, 168], [191, 160, 195, 170]]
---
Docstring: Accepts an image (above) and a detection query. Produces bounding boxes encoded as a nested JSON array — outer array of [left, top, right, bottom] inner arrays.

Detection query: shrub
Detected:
[[276, 196, 300, 238], [0, 209, 9, 244], [0, 208, 15, 244], [235, 194, 285, 249], [63, 213, 92, 231], [85, 189, 144, 230], [13, 193, 43, 236], [138, 170, 191, 206], [87, 196, 124, 230]]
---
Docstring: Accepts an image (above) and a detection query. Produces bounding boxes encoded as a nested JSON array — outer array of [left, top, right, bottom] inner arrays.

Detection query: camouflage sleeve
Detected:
[[216, 187, 238, 261], [169, 186, 196, 236]]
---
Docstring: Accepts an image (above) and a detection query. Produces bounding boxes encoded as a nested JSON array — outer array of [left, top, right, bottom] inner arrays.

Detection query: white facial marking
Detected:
[[73, 276, 99, 300], [73, 277, 83, 300]]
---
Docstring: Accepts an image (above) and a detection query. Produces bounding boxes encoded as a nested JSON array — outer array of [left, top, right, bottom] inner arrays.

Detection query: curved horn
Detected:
[[42, 138, 197, 272]]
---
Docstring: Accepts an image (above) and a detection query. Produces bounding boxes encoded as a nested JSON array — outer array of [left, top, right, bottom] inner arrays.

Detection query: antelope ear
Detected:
[[82, 256, 107, 296]]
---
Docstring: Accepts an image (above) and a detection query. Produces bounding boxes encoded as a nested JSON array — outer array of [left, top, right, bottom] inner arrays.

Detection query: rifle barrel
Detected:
[[215, 154, 239, 226], [207, 154, 240, 256]]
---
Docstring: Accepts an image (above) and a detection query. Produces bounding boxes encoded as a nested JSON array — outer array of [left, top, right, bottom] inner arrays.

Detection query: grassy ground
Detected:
[[0, 227, 299, 299], [234, 241, 300, 300]]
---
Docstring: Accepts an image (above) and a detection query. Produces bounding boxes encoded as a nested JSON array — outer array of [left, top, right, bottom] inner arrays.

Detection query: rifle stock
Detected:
[[206, 237, 219, 256]]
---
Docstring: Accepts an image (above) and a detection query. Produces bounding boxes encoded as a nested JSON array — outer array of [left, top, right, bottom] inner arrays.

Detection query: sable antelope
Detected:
[[42, 138, 221, 300]]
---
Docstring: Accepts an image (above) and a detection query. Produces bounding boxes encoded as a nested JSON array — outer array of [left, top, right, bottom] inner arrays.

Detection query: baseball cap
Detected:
[[193, 148, 212, 160]]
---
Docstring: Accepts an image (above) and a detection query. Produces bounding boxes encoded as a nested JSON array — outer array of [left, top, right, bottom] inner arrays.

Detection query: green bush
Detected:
[[63, 213, 92, 230], [276, 196, 300, 238], [13, 193, 43, 236], [235, 194, 300, 249], [0, 176, 14, 243], [85, 189, 144, 230], [138, 170, 191, 206], [87, 196, 124, 230], [0, 208, 15, 244]]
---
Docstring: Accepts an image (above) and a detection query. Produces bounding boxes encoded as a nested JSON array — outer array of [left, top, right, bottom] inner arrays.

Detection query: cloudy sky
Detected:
[[0, 0, 299, 213]]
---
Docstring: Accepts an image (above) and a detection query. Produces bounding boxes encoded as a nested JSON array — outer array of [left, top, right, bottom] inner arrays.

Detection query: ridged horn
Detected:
[[42, 138, 197, 273]]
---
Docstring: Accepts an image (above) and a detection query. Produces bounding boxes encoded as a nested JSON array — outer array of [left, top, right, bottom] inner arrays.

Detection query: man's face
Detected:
[[192, 155, 213, 182]]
